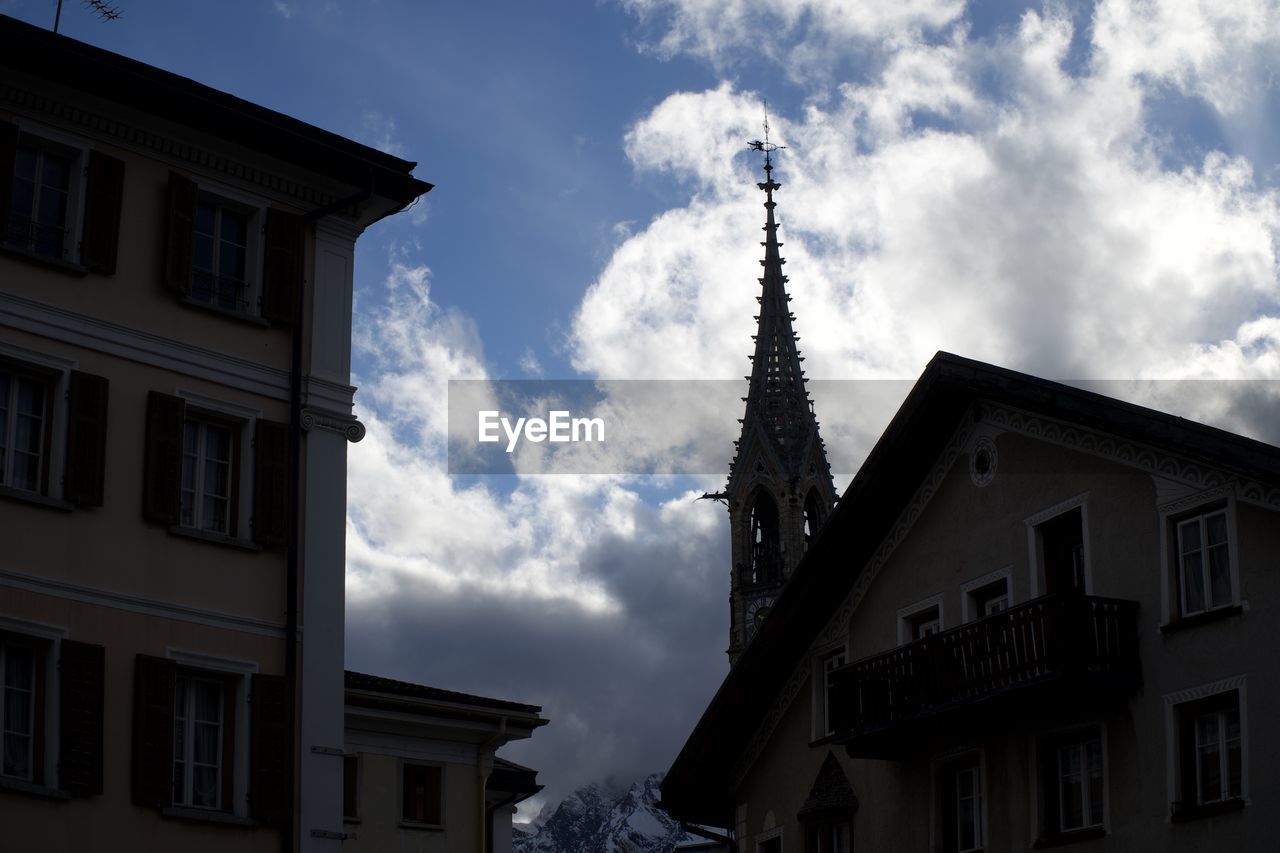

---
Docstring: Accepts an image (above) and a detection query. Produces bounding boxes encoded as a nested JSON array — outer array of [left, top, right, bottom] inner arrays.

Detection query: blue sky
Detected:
[[8, 0, 1280, 820]]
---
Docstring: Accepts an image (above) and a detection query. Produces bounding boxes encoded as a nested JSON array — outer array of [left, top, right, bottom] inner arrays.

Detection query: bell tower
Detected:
[[720, 126, 836, 665]]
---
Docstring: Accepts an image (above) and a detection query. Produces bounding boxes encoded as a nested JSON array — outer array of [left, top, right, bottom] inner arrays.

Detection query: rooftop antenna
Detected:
[[54, 0, 123, 33]]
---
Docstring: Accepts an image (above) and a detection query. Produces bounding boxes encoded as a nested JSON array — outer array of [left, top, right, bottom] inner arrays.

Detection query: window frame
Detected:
[[343, 752, 361, 823], [0, 631, 47, 785], [934, 750, 985, 853], [960, 568, 1013, 622], [1035, 725, 1108, 844], [399, 759, 445, 829], [897, 594, 944, 645], [4, 123, 89, 267], [1160, 496, 1240, 628], [0, 344, 76, 505], [1166, 679, 1248, 822], [190, 191, 261, 316], [171, 668, 235, 811], [811, 644, 848, 740], [1025, 495, 1091, 598], [174, 391, 259, 544]]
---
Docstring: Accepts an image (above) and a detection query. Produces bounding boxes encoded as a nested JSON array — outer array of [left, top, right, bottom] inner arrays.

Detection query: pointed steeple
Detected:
[[722, 122, 836, 665]]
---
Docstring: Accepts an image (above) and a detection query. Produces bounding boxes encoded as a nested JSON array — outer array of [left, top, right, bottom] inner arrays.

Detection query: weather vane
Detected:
[[747, 108, 786, 169]]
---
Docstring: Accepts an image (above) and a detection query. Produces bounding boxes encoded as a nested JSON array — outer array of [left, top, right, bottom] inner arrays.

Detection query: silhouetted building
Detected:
[[665, 353, 1280, 851], [0, 15, 427, 850], [721, 145, 835, 665]]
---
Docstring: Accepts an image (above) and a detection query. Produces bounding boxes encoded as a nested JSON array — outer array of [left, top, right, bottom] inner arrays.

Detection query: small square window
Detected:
[[909, 607, 941, 641], [402, 762, 443, 826], [968, 579, 1009, 620]]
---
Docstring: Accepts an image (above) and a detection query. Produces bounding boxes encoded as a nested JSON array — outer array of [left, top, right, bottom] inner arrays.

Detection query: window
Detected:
[[0, 353, 107, 507], [1, 637, 39, 782], [0, 629, 102, 795], [1172, 689, 1245, 819], [132, 655, 284, 820], [162, 172, 301, 322], [1038, 727, 1105, 841], [172, 673, 229, 810], [971, 580, 1008, 619], [814, 648, 847, 738], [899, 595, 944, 644], [402, 762, 443, 826], [1036, 506, 1086, 595], [748, 491, 781, 584], [1176, 509, 1233, 617], [0, 365, 50, 494], [938, 754, 983, 853], [181, 415, 239, 536], [143, 391, 289, 546], [806, 822, 849, 853], [1, 123, 124, 272]]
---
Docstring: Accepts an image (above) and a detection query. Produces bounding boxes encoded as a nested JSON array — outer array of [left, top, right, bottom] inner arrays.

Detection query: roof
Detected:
[[662, 352, 1280, 826], [0, 14, 430, 212], [344, 670, 544, 716]]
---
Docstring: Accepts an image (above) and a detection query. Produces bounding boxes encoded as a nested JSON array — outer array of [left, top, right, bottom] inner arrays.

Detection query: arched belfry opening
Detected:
[[749, 491, 781, 584], [713, 120, 838, 665]]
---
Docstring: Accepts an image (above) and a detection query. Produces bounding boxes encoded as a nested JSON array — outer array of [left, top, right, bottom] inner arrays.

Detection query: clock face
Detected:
[[746, 597, 775, 636]]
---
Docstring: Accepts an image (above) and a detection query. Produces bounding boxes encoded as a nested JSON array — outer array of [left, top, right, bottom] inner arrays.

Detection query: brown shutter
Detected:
[[59, 639, 105, 796], [65, 371, 109, 507], [132, 654, 175, 808], [81, 150, 125, 274], [0, 122, 17, 239], [261, 209, 303, 323], [142, 391, 185, 524], [162, 172, 197, 294], [252, 418, 291, 547], [250, 673, 291, 824]]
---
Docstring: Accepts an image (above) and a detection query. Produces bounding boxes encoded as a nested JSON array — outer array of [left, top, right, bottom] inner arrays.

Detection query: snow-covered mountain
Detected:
[[513, 773, 691, 853]]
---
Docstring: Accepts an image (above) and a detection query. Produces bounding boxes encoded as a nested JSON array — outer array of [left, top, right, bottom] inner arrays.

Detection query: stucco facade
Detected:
[[0, 16, 427, 851], [664, 355, 1280, 853]]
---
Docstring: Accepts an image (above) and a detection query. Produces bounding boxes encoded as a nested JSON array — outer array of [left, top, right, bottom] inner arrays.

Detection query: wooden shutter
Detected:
[[132, 654, 175, 808], [81, 150, 125, 274], [250, 673, 291, 824], [59, 639, 105, 796], [0, 122, 17, 239], [142, 391, 185, 524], [261, 209, 303, 323], [162, 172, 197, 294], [65, 371, 109, 507], [252, 418, 291, 547]]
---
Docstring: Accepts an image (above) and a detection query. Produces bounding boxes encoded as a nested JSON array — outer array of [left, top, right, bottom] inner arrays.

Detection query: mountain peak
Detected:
[[514, 771, 690, 853]]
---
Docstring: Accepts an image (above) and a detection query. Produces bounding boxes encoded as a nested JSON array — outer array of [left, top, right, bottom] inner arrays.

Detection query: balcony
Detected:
[[828, 593, 1140, 758]]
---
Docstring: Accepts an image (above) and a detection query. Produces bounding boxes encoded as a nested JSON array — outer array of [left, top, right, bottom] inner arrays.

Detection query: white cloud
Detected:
[[360, 111, 407, 159], [572, 3, 1280, 389]]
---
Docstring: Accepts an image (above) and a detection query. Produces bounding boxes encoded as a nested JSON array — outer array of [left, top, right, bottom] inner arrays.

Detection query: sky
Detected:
[[7, 0, 1279, 821]]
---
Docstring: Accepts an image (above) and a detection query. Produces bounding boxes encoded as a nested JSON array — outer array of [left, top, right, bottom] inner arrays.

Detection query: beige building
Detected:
[[0, 15, 427, 851], [663, 353, 1280, 852], [342, 671, 547, 853]]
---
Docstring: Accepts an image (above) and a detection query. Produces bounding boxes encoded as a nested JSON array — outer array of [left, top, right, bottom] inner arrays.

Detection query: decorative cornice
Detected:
[[1, 82, 341, 209], [1163, 674, 1248, 706], [301, 408, 365, 442], [1157, 482, 1237, 516]]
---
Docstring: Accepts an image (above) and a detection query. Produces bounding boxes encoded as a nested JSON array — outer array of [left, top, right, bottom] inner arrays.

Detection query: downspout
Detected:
[[478, 717, 508, 853], [281, 173, 374, 853], [680, 821, 738, 852]]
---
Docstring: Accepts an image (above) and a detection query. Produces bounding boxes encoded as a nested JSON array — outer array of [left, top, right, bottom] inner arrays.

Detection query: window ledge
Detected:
[[161, 805, 258, 827], [1161, 605, 1244, 634], [179, 294, 272, 327], [399, 820, 445, 832], [168, 525, 263, 551], [1171, 797, 1246, 823], [1033, 826, 1107, 848], [0, 776, 72, 800], [0, 242, 89, 275], [0, 485, 74, 512]]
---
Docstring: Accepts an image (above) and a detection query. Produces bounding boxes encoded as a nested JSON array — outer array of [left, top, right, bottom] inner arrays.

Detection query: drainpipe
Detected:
[[478, 718, 508, 853], [281, 174, 374, 853]]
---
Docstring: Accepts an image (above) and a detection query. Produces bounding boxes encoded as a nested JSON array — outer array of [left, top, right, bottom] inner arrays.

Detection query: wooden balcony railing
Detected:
[[828, 593, 1139, 751]]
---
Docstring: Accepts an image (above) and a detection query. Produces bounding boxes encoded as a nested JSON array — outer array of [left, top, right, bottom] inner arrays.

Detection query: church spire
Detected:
[[723, 119, 836, 665]]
